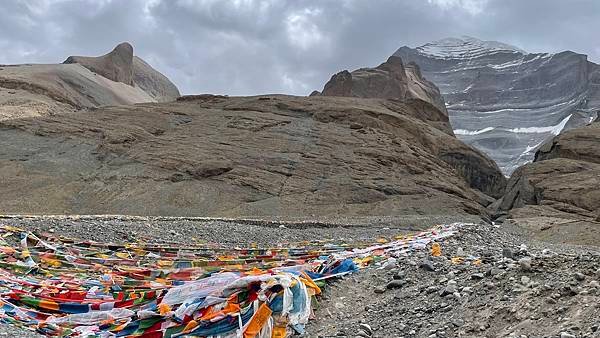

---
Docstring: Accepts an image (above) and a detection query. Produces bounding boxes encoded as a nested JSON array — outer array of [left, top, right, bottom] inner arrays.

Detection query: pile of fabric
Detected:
[[0, 223, 462, 337]]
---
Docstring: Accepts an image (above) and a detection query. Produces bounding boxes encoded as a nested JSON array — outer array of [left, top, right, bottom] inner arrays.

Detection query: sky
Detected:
[[1, 0, 599, 95]]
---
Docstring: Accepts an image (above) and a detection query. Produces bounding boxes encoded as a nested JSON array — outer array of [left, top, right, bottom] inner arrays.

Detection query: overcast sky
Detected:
[[1, 0, 599, 95]]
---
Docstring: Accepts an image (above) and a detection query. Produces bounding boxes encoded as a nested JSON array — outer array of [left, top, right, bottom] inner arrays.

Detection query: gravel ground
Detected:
[[0, 214, 480, 247], [1, 215, 599, 338], [308, 220, 600, 338]]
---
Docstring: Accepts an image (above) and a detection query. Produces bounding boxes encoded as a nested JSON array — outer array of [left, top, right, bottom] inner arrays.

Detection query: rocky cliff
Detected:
[[64, 42, 136, 86], [395, 36, 600, 174], [498, 119, 600, 217], [315, 55, 506, 197], [492, 118, 600, 244], [314, 56, 448, 117]]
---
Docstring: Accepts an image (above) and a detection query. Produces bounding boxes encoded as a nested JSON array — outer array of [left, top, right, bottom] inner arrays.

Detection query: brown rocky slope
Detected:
[[495, 119, 600, 245], [1, 94, 503, 218], [314, 55, 506, 199]]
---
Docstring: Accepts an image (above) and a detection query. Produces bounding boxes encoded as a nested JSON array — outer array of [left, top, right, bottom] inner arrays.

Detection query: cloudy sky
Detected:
[[1, 0, 599, 95]]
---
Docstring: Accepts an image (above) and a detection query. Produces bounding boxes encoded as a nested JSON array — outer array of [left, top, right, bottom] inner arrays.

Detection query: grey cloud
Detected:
[[0, 0, 598, 95]]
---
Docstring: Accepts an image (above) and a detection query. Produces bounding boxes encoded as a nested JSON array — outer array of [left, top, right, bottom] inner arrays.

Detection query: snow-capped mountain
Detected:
[[395, 36, 600, 174]]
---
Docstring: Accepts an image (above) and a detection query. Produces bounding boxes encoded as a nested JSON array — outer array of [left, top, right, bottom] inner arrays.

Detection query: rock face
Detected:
[[316, 56, 448, 116], [497, 120, 600, 221], [0, 95, 503, 217], [316, 55, 506, 197], [64, 42, 135, 85], [395, 36, 600, 174]]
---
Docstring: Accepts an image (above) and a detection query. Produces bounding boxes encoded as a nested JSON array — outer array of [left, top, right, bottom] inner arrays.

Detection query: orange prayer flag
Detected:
[[244, 303, 273, 338], [39, 299, 59, 311], [183, 319, 199, 332], [431, 243, 441, 257], [158, 303, 171, 315], [271, 326, 288, 338], [300, 272, 321, 295]]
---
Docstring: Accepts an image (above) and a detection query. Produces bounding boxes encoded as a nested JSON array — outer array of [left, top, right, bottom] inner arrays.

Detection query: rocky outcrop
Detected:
[[64, 42, 180, 102], [497, 120, 600, 221], [0, 43, 180, 120], [315, 55, 506, 197], [316, 56, 448, 116], [0, 95, 503, 218], [64, 42, 135, 85], [395, 36, 600, 174], [534, 118, 600, 164]]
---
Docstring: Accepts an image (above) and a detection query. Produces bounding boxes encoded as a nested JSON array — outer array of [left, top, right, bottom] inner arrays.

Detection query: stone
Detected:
[[393, 271, 406, 280], [471, 273, 485, 280], [452, 319, 464, 327], [420, 261, 436, 272], [440, 282, 458, 297], [519, 258, 532, 272], [560, 333, 576, 338], [356, 330, 370, 337], [574, 272, 585, 282], [387, 280, 407, 289], [359, 324, 373, 336], [502, 248, 515, 259], [519, 244, 528, 253], [382, 257, 397, 270], [374, 286, 386, 294]]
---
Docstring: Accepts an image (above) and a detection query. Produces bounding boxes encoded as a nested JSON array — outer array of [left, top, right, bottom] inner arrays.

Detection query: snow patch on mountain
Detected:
[[416, 36, 526, 60], [507, 114, 572, 135], [454, 127, 495, 135]]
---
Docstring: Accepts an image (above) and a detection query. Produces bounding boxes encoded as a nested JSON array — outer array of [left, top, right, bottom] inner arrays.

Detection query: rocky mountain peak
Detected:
[[63, 42, 180, 103], [315, 55, 448, 115], [64, 41, 135, 85], [375, 55, 406, 73]]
